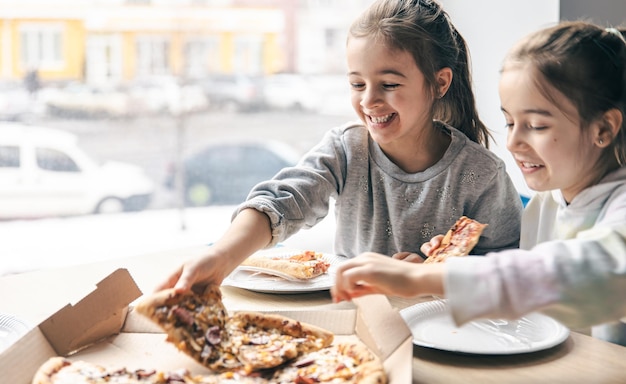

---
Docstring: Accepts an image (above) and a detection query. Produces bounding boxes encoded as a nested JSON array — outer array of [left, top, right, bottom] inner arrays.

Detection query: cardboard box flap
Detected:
[[39, 268, 142, 355], [353, 294, 411, 360]]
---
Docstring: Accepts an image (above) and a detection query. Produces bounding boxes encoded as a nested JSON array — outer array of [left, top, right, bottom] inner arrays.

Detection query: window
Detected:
[[35, 148, 80, 172], [2, 0, 554, 275], [136, 36, 171, 77], [0, 146, 19, 168], [19, 23, 64, 70], [233, 35, 263, 75]]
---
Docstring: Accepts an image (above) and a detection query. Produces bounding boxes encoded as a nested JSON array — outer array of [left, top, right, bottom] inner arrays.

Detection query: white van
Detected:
[[0, 123, 154, 219]]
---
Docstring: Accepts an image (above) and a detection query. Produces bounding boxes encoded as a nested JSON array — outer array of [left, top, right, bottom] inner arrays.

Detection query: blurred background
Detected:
[[0, 0, 624, 275]]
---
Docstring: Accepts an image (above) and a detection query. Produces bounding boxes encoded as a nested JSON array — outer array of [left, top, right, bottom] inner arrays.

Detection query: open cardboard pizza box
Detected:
[[0, 268, 412, 383]]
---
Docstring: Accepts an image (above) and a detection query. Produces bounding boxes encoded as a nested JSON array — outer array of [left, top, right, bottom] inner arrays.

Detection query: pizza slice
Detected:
[[135, 286, 334, 374], [133, 286, 238, 371], [240, 250, 331, 280], [423, 216, 488, 264], [270, 342, 387, 384]]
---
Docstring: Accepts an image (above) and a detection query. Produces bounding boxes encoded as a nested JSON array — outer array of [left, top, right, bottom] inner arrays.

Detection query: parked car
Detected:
[[262, 73, 321, 112], [127, 76, 210, 116], [165, 140, 301, 206], [199, 74, 265, 113], [0, 123, 154, 219], [41, 82, 137, 119]]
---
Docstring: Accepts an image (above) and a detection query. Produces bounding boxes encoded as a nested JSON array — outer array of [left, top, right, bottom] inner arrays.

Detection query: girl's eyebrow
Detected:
[[348, 69, 407, 78], [500, 106, 553, 116]]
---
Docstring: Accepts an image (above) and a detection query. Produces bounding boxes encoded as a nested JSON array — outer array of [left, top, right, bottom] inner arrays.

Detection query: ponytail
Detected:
[[434, 27, 491, 147]]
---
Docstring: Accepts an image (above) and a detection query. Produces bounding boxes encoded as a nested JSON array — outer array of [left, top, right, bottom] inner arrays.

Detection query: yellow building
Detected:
[[0, 2, 286, 85]]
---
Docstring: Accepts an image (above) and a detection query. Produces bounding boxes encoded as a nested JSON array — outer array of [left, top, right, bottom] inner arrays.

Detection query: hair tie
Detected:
[[605, 27, 626, 43]]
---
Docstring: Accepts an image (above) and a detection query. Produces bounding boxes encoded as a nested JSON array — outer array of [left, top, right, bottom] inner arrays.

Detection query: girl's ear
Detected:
[[435, 67, 453, 99], [595, 108, 623, 147]]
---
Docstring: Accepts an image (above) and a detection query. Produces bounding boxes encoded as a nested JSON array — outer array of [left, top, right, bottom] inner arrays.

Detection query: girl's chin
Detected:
[[522, 179, 550, 193]]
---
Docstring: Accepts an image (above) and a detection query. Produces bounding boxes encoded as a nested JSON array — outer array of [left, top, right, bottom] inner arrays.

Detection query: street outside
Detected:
[[26, 109, 358, 209], [1, 110, 349, 275]]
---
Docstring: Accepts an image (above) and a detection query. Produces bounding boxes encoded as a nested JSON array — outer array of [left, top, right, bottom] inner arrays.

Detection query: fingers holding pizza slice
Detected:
[[423, 216, 488, 264]]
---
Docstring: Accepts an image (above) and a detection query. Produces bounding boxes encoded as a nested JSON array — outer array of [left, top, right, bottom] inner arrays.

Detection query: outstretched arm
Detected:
[[156, 208, 272, 292]]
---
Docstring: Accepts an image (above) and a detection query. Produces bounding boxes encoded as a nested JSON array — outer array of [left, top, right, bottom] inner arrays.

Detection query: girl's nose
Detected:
[[506, 125, 526, 152], [360, 87, 382, 109]]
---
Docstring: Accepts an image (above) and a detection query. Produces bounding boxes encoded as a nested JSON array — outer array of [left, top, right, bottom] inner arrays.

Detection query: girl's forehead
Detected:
[[347, 36, 416, 70], [499, 67, 580, 122], [347, 35, 399, 54]]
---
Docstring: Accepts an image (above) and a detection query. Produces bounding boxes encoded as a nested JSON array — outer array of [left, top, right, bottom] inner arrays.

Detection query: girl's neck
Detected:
[[381, 123, 451, 173], [562, 159, 621, 203]]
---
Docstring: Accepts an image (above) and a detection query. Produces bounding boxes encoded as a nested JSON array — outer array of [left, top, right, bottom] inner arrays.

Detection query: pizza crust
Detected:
[[31, 357, 67, 384]]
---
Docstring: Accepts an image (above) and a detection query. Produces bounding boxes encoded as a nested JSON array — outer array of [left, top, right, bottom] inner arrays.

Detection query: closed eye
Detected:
[[503, 122, 549, 131], [350, 82, 365, 90], [382, 83, 400, 90]]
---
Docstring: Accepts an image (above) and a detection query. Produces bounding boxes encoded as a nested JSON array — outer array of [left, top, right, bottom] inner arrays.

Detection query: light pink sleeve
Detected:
[[445, 225, 626, 329]]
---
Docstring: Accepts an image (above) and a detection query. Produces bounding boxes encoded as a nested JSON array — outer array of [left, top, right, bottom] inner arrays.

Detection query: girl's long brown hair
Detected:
[[350, 0, 491, 147]]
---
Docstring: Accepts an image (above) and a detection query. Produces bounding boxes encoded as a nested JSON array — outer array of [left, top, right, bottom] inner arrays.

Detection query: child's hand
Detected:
[[154, 251, 237, 293], [392, 251, 425, 263], [331, 252, 422, 303], [420, 235, 445, 256]]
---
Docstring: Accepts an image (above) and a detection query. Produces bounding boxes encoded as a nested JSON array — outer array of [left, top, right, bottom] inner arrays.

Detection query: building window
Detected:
[[184, 37, 220, 79], [233, 35, 263, 75], [136, 36, 170, 77], [19, 23, 64, 70]]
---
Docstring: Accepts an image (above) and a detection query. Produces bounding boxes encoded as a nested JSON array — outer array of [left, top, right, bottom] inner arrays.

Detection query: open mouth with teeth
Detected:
[[520, 161, 544, 170], [369, 113, 396, 124]]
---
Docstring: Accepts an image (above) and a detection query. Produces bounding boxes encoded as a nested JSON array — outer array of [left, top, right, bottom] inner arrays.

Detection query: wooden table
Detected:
[[2, 245, 626, 383]]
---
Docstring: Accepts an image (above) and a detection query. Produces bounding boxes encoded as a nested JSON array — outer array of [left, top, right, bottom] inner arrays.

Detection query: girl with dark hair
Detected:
[[157, 0, 521, 295], [332, 21, 626, 346]]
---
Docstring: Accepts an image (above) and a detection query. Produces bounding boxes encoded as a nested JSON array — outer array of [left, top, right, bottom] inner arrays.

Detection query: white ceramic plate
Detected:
[[0, 313, 31, 353], [400, 299, 570, 355], [222, 249, 346, 294]]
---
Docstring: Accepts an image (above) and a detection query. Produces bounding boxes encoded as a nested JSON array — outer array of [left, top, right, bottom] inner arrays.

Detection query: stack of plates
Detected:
[[0, 313, 31, 353]]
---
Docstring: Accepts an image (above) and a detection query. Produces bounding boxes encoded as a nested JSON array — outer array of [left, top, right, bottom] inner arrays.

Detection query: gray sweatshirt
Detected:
[[235, 121, 522, 257]]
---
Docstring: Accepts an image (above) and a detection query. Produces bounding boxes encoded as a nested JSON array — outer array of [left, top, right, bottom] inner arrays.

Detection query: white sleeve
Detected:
[[445, 223, 626, 329]]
